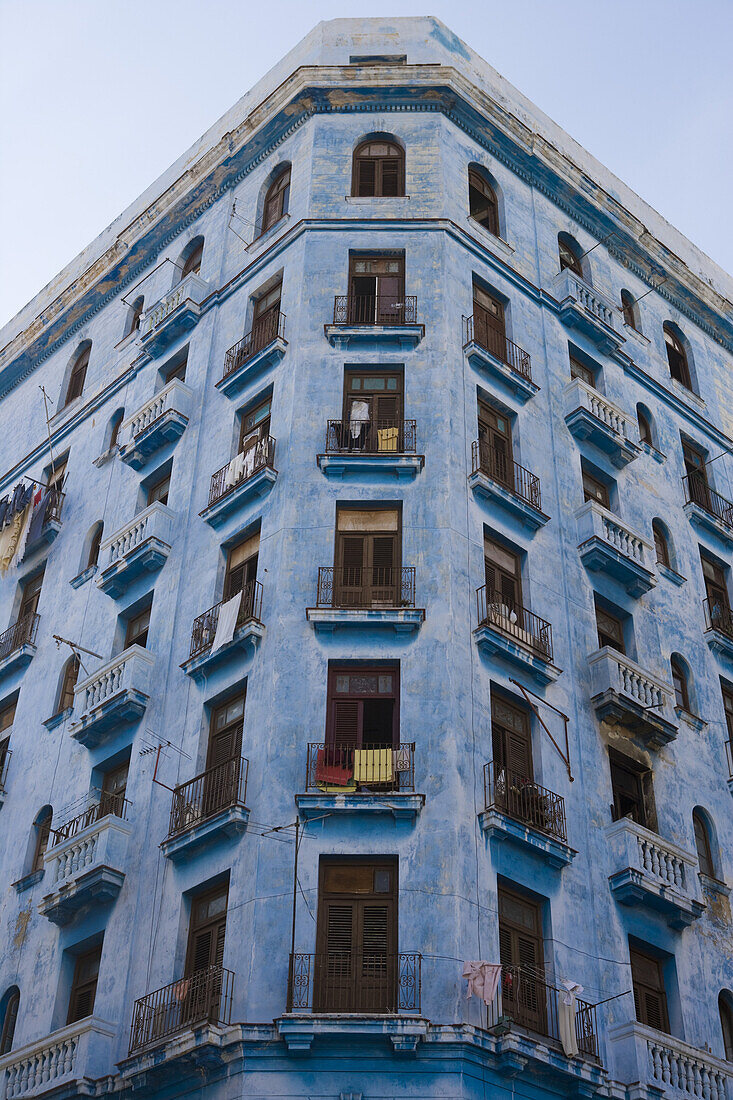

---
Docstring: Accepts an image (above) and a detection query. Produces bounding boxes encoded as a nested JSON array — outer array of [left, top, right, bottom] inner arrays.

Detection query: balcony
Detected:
[[39, 795, 132, 925], [296, 742, 423, 821], [468, 440, 548, 533], [0, 747, 10, 807], [281, 952, 423, 1051], [70, 645, 154, 747], [138, 273, 212, 360], [199, 437, 277, 528], [217, 311, 287, 398], [576, 501, 656, 596], [474, 587, 560, 685], [605, 817, 705, 929], [588, 647, 678, 748], [727, 741, 733, 799], [317, 419, 424, 480], [0, 1017, 116, 1099], [96, 502, 174, 598], [564, 378, 641, 468], [181, 580, 264, 680], [0, 612, 39, 681], [161, 756, 249, 860], [128, 965, 234, 1056], [609, 1020, 729, 1100], [683, 474, 733, 550], [462, 315, 538, 404], [118, 379, 193, 469], [23, 488, 64, 556], [479, 761, 574, 868], [306, 567, 424, 633], [703, 598, 733, 661], [554, 269, 624, 354], [325, 295, 424, 349]]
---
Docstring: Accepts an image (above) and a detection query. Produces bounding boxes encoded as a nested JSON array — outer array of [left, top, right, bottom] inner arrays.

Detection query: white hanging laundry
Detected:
[[224, 451, 246, 488], [349, 400, 370, 440], [242, 446, 255, 480], [211, 591, 242, 652], [462, 961, 502, 1005], [558, 978, 584, 1058]]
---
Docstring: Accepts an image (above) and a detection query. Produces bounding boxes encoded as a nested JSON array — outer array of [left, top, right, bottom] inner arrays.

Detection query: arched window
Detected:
[[621, 290, 640, 331], [262, 166, 291, 233], [0, 988, 19, 1055], [64, 347, 90, 407], [107, 409, 124, 452], [693, 809, 715, 877], [719, 992, 733, 1061], [180, 239, 204, 281], [652, 521, 670, 568], [127, 296, 144, 337], [352, 139, 404, 197], [664, 323, 692, 389], [468, 169, 499, 236], [32, 806, 52, 873], [670, 656, 690, 711], [637, 404, 653, 446], [56, 656, 80, 715], [558, 233, 584, 278], [87, 523, 103, 569]]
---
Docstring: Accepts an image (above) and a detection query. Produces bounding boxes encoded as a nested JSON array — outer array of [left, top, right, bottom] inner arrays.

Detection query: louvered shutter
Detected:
[[630, 950, 669, 1033], [70, 984, 95, 1023], [378, 276, 402, 323], [380, 160, 400, 196], [332, 700, 360, 749], [356, 158, 376, 196], [485, 562, 497, 599], [360, 904, 393, 1011], [190, 927, 213, 974], [339, 535, 364, 606], [319, 903, 355, 1012], [370, 535, 395, 604], [375, 393, 399, 423], [506, 730, 533, 780], [500, 572, 519, 612]]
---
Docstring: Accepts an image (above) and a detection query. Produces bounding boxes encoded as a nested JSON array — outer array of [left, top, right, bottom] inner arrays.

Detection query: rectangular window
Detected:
[[326, 665, 399, 750], [0, 699, 16, 734], [238, 398, 271, 455], [701, 554, 730, 611], [207, 694, 245, 769], [224, 532, 259, 601], [595, 602, 625, 653], [348, 255, 405, 323], [252, 282, 282, 326], [609, 750, 655, 829], [484, 535, 522, 612], [582, 469, 610, 508], [0, 736, 9, 784], [477, 400, 514, 489], [630, 947, 670, 1033], [498, 886, 545, 1033], [47, 459, 68, 492], [491, 694, 532, 779], [147, 471, 170, 507], [342, 370, 403, 451], [335, 507, 400, 608], [100, 760, 129, 816], [19, 569, 45, 621], [164, 354, 187, 384], [722, 683, 733, 740], [185, 883, 228, 977], [472, 284, 506, 359], [125, 606, 151, 650], [570, 356, 595, 388], [67, 946, 102, 1024]]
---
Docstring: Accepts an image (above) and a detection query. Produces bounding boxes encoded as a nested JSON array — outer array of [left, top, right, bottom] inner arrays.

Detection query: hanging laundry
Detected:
[[377, 427, 399, 452], [10, 504, 34, 570], [242, 446, 255, 481], [558, 978, 583, 1058], [392, 745, 412, 772], [353, 747, 392, 785], [0, 511, 26, 576], [211, 591, 242, 652], [0, 497, 8, 528], [349, 400, 370, 441], [463, 961, 502, 1005], [315, 747, 354, 787], [224, 451, 246, 488], [25, 487, 52, 549]]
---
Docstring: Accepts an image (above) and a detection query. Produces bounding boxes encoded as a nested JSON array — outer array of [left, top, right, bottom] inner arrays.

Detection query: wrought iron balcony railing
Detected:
[[462, 315, 532, 382], [471, 440, 542, 511], [333, 295, 417, 326], [0, 747, 10, 790], [325, 419, 417, 455], [704, 597, 733, 640], [189, 580, 263, 658], [305, 742, 415, 794], [51, 791, 131, 846], [128, 964, 234, 1055], [44, 488, 65, 525], [486, 964, 599, 1059], [315, 566, 416, 609], [0, 611, 39, 662], [684, 473, 733, 530], [476, 587, 554, 662], [483, 762, 567, 843], [726, 739, 733, 779], [222, 310, 286, 380], [287, 952, 421, 1014], [167, 756, 248, 839], [208, 437, 276, 508]]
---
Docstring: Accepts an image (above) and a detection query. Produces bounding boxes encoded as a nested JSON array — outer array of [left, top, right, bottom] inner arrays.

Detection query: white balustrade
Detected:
[[99, 502, 174, 568], [588, 647, 676, 723], [72, 645, 154, 720], [576, 501, 653, 569], [44, 815, 132, 890], [608, 1020, 729, 1100], [556, 269, 619, 330], [141, 273, 210, 337], [565, 377, 633, 439], [0, 1018, 116, 1098], [121, 378, 192, 443], [605, 818, 700, 900]]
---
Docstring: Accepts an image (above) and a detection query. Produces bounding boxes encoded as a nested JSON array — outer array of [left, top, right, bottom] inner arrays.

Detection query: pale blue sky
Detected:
[[1, 0, 731, 328]]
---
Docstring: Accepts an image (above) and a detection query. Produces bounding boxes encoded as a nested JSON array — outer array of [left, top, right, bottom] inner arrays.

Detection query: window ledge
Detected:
[[465, 216, 516, 258], [656, 562, 686, 586], [43, 707, 73, 733], [699, 872, 730, 898], [344, 195, 411, 204], [93, 445, 119, 468], [674, 706, 707, 732], [670, 377, 706, 410], [640, 441, 666, 464], [245, 213, 291, 254], [12, 868, 45, 893], [70, 564, 98, 589], [621, 323, 650, 346]]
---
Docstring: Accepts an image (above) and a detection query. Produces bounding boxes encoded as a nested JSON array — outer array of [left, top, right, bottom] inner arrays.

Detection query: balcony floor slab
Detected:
[[161, 804, 250, 861], [704, 626, 733, 662], [96, 537, 171, 598], [118, 410, 189, 470], [464, 341, 539, 405], [69, 688, 149, 748], [565, 407, 641, 468], [608, 867, 706, 929], [578, 537, 656, 597], [276, 1014, 429, 1053], [468, 470, 548, 533], [306, 607, 425, 633], [324, 324, 424, 350], [216, 338, 287, 398], [138, 305, 203, 362], [200, 467, 278, 529], [296, 792, 424, 821], [180, 620, 264, 682], [24, 519, 62, 558], [317, 452, 424, 480], [473, 624, 561, 685], [0, 642, 36, 682], [118, 1023, 240, 1084], [592, 689, 678, 749], [478, 808, 576, 868], [683, 501, 733, 549], [39, 864, 126, 925]]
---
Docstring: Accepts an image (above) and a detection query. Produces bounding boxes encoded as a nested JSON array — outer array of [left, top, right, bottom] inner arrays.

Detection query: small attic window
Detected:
[[349, 54, 407, 65]]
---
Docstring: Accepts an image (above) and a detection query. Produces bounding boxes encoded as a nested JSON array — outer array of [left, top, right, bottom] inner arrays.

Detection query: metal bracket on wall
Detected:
[[509, 678, 574, 782]]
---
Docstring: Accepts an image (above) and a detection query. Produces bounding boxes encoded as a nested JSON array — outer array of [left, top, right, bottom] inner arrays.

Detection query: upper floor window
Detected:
[[262, 167, 291, 233], [570, 355, 596, 389], [719, 992, 733, 1061], [67, 946, 102, 1024], [621, 290, 640, 332], [126, 296, 144, 337], [652, 521, 670, 568], [692, 809, 715, 878], [0, 988, 19, 1055], [64, 347, 90, 407], [180, 240, 203, 281], [637, 404, 653, 446], [56, 656, 80, 716], [630, 945, 670, 1033], [32, 806, 52, 873], [19, 567, 45, 622], [609, 749, 655, 830], [468, 169, 499, 236], [147, 469, 171, 508], [107, 410, 124, 452], [670, 656, 690, 712], [185, 883, 228, 977], [558, 233, 584, 278], [334, 506, 400, 609], [595, 599, 626, 653], [664, 323, 692, 389], [352, 139, 404, 197]]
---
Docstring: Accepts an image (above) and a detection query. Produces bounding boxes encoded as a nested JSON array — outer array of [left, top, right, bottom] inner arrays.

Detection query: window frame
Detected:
[[262, 166, 291, 233], [180, 242, 203, 281], [630, 946, 670, 1034], [664, 326, 692, 389], [65, 349, 90, 407], [692, 810, 715, 878], [0, 990, 19, 1055], [468, 169, 499, 236], [67, 947, 102, 1025], [351, 140, 405, 198]]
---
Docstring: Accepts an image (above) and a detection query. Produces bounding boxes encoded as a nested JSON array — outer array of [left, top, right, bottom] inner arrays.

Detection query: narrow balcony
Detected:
[[96, 502, 174, 598], [576, 501, 656, 596], [474, 587, 560, 685], [0, 612, 39, 681], [161, 756, 249, 860], [703, 598, 733, 661], [199, 437, 277, 528], [306, 567, 424, 633], [317, 419, 424, 480], [325, 295, 424, 349], [468, 440, 548, 533], [479, 761, 574, 868], [39, 794, 132, 925], [605, 818, 705, 929], [118, 379, 193, 469], [23, 488, 64, 556], [564, 378, 641, 468], [296, 742, 423, 821], [127, 965, 234, 1057], [70, 645, 154, 747], [683, 474, 733, 549], [281, 952, 423, 1051], [0, 1017, 116, 1100], [608, 1020, 729, 1100], [181, 580, 264, 680], [554, 268, 624, 354], [217, 311, 287, 397], [588, 647, 678, 748], [0, 747, 11, 807], [138, 273, 212, 360], [462, 315, 538, 403]]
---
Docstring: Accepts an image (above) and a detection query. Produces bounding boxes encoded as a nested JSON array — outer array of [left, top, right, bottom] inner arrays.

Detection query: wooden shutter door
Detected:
[[358, 901, 394, 1012], [374, 393, 400, 450], [318, 903, 355, 1011], [369, 535, 396, 606], [498, 890, 545, 1035], [355, 158, 376, 197], [377, 275, 402, 323], [630, 950, 669, 1033], [338, 535, 364, 607], [492, 700, 533, 781], [380, 158, 400, 197]]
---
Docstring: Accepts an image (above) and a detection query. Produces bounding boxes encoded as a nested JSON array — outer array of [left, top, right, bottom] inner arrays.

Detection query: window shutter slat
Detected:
[[326, 904, 354, 953], [333, 701, 360, 746]]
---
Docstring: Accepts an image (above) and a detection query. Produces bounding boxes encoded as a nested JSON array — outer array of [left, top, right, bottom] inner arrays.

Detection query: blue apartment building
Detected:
[[0, 16, 731, 1100]]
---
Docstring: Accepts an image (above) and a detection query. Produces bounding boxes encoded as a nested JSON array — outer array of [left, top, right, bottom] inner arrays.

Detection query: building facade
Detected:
[[0, 16, 732, 1100]]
